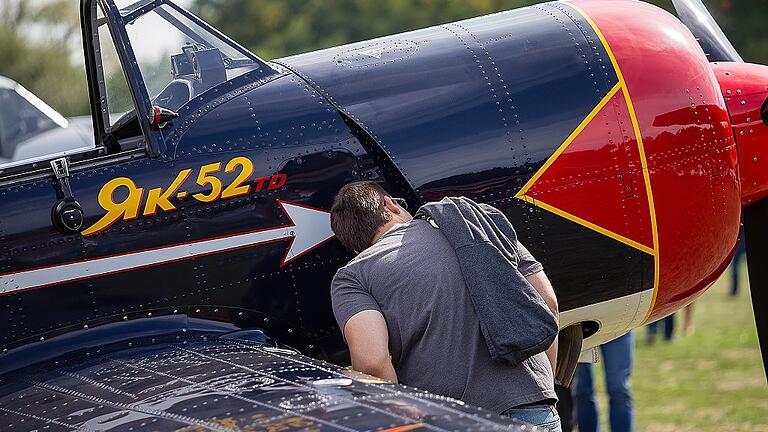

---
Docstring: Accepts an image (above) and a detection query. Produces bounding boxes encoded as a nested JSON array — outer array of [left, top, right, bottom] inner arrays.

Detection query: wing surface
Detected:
[[0, 334, 535, 431]]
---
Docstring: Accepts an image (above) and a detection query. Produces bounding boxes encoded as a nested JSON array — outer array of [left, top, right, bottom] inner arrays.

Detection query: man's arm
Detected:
[[343, 310, 398, 383], [526, 270, 559, 374], [331, 268, 397, 382]]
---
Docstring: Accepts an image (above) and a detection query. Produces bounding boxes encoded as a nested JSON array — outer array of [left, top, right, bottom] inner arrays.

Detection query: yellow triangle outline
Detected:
[[520, 1, 660, 322], [514, 83, 653, 255]]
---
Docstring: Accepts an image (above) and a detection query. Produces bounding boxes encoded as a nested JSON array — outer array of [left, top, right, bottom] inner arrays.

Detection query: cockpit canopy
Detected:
[[0, 0, 272, 174], [101, 0, 266, 120]]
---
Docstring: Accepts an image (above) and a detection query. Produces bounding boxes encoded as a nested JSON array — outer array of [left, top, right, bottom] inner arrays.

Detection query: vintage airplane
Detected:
[[0, 0, 765, 430]]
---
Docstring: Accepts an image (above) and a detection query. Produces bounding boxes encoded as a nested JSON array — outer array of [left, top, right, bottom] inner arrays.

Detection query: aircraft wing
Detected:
[[0, 330, 534, 431]]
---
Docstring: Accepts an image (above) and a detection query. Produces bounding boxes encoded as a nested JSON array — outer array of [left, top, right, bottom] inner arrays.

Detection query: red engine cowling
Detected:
[[573, 0, 742, 324], [712, 63, 768, 206]]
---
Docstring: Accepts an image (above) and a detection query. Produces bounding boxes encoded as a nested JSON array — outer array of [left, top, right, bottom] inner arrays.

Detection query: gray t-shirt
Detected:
[[331, 219, 556, 414]]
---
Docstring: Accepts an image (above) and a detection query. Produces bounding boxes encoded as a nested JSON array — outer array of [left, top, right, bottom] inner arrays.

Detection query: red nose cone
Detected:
[[712, 63, 768, 206]]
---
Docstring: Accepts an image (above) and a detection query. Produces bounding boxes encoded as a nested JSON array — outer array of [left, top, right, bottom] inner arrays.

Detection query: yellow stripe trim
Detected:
[[569, 3, 662, 322], [621, 85, 660, 322], [523, 2, 661, 322], [519, 195, 656, 256]]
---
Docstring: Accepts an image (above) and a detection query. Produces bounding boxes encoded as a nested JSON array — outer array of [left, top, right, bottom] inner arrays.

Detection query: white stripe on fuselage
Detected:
[[0, 226, 293, 294], [0, 201, 335, 295]]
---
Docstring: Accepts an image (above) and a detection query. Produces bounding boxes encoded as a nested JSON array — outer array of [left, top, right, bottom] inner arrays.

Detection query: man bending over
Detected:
[[329, 181, 561, 430]]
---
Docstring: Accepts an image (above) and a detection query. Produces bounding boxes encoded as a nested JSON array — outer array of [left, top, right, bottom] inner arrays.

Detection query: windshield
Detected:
[[98, 4, 134, 121], [124, 4, 261, 111]]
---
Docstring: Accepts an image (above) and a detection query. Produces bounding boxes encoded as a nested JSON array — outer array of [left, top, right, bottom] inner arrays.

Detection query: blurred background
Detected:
[[1, 0, 766, 117], [0, 0, 765, 430]]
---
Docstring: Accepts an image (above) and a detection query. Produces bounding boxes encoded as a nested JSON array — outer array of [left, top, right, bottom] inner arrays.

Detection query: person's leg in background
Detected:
[[731, 249, 741, 296], [662, 314, 675, 342], [731, 233, 746, 297], [574, 363, 599, 432], [683, 303, 695, 336], [646, 320, 658, 345], [601, 331, 634, 432]]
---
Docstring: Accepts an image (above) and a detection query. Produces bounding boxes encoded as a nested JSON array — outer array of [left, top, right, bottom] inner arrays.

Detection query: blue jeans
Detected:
[[731, 235, 746, 296], [574, 332, 634, 432], [647, 314, 675, 341], [502, 404, 562, 431]]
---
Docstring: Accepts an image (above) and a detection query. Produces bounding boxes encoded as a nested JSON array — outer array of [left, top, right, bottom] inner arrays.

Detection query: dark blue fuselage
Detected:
[[0, 2, 649, 364]]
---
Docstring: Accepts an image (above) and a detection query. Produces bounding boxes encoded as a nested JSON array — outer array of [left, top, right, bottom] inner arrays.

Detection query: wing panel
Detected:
[[0, 333, 534, 431]]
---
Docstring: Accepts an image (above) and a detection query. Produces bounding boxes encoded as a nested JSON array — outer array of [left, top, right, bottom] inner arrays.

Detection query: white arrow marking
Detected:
[[279, 201, 336, 266], [0, 201, 335, 295]]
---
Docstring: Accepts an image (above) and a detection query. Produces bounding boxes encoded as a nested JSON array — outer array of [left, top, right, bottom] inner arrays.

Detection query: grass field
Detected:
[[588, 262, 767, 431]]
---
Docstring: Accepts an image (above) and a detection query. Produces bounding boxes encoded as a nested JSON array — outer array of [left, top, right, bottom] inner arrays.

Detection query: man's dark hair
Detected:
[[331, 181, 393, 252]]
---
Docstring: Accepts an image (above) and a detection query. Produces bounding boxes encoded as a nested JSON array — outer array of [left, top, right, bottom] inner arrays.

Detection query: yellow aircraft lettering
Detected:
[[82, 177, 144, 236], [143, 169, 192, 216]]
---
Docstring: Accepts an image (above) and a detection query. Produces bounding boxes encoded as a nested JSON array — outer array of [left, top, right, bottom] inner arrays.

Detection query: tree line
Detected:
[[193, 0, 765, 63], [0, 0, 763, 117]]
